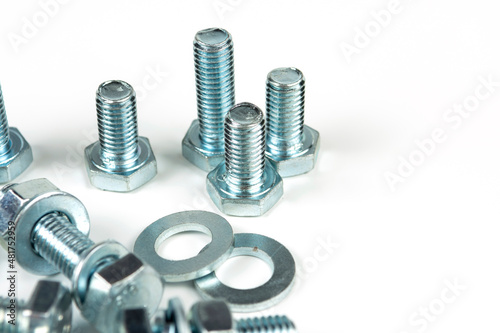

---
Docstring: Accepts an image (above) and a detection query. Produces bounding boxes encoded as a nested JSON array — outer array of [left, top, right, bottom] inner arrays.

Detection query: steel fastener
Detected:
[[0, 84, 33, 184], [207, 102, 283, 216], [182, 28, 235, 172], [0, 280, 72, 333], [265, 67, 320, 177], [0, 179, 163, 332], [120, 298, 297, 333], [85, 80, 157, 192]]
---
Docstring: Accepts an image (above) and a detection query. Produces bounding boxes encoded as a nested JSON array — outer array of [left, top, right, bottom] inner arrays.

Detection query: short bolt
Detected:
[[0, 280, 72, 333], [182, 27, 235, 172], [265, 67, 320, 177], [0, 179, 163, 333], [122, 299, 297, 333], [0, 84, 33, 183], [207, 102, 283, 217], [85, 80, 157, 192]]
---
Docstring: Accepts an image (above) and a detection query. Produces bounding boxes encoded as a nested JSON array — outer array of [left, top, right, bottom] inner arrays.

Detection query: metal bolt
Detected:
[[85, 80, 157, 192], [121, 299, 297, 333], [207, 102, 283, 216], [0, 84, 33, 184], [0, 179, 163, 333], [0, 280, 72, 333], [182, 27, 235, 172], [265, 67, 320, 177]]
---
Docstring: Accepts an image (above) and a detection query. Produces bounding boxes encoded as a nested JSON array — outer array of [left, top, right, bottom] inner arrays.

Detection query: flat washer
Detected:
[[194, 233, 296, 312], [134, 210, 234, 282]]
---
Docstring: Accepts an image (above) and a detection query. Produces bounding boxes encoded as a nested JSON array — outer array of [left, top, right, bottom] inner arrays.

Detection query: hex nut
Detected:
[[182, 120, 225, 172], [0, 127, 33, 183], [266, 125, 320, 177], [0, 178, 90, 275], [80, 252, 163, 333], [24, 280, 72, 333], [119, 308, 153, 333], [189, 300, 234, 333], [84, 137, 157, 192], [206, 161, 283, 217]]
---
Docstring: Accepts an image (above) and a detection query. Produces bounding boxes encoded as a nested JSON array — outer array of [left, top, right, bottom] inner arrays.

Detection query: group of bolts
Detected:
[[0, 27, 318, 218], [0, 26, 315, 332]]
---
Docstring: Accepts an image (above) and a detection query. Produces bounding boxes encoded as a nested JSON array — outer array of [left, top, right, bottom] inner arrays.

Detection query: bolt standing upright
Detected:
[[182, 27, 235, 171], [265, 67, 320, 177], [207, 102, 283, 217], [85, 80, 157, 192], [0, 84, 33, 183]]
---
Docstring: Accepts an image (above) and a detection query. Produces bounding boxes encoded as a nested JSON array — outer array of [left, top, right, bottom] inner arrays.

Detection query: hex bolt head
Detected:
[[207, 103, 283, 217], [0, 84, 33, 183], [85, 80, 157, 192]]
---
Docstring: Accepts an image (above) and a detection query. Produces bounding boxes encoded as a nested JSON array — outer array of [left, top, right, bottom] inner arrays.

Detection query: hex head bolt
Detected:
[[207, 103, 283, 217], [0, 84, 33, 183], [0, 280, 72, 333], [121, 298, 297, 333], [182, 28, 235, 171], [265, 68, 320, 177], [85, 80, 157, 192], [0, 179, 163, 333]]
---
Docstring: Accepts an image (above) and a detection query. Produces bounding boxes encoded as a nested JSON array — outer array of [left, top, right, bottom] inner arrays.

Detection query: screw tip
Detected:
[[97, 80, 134, 101]]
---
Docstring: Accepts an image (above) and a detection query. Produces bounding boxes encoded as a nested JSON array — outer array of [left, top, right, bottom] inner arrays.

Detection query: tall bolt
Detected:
[[0, 84, 33, 183], [182, 27, 235, 171], [0, 280, 72, 333], [0, 179, 163, 333], [85, 80, 157, 192], [207, 102, 283, 217], [265, 67, 320, 177]]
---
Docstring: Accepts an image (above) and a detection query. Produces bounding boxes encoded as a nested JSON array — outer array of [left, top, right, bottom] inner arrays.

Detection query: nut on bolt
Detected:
[[0, 178, 163, 332], [85, 80, 157, 192]]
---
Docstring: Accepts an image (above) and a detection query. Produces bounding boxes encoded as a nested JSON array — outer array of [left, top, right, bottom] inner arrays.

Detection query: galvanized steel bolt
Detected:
[[182, 27, 235, 172], [207, 102, 283, 217], [265, 67, 320, 177], [0, 179, 163, 333], [0, 84, 33, 184], [0, 280, 72, 333], [85, 80, 157, 192], [121, 299, 297, 333]]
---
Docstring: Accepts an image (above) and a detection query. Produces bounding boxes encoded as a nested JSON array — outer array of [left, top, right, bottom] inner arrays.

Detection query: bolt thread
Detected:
[[0, 85, 13, 159], [236, 316, 297, 333], [0, 297, 25, 333], [31, 212, 95, 279], [266, 68, 305, 156], [96, 80, 140, 170], [224, 103, 266, 192], [194, 28, 235, 151]]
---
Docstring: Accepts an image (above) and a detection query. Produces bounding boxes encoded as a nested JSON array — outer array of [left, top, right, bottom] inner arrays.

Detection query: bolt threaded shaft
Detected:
[[31, 212, 95, 279], [224, 103, 266, 192], [0, 85, 12, 158], [266, 68, 306, 157], [96, 80, 140, 170], [0, 298, 25, 333], [194, 27, 235, 151], [236, 315, 297, 333]]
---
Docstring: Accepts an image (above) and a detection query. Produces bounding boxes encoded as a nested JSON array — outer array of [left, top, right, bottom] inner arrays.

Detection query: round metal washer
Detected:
[[134, 210, 234, 282], [194, 233, 296, 312]]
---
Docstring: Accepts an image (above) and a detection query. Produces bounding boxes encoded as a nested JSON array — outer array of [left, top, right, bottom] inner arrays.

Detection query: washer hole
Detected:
[[215, 255, 273, 290], [157, 230, 212, 261]]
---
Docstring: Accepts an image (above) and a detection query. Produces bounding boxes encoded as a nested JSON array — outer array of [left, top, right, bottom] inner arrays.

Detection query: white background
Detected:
[[1, 0, 500, 332]]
